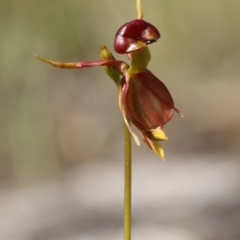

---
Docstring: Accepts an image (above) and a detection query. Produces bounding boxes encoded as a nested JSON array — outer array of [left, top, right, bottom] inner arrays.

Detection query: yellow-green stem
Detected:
[[124, 123, 132, 240]]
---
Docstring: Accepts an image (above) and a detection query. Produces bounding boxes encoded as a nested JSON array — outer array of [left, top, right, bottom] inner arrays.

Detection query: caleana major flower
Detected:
[[36, 1, 183, 160]]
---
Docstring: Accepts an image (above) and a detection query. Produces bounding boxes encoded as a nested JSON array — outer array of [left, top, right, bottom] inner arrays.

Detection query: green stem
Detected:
[[124, 123, 132, 240]]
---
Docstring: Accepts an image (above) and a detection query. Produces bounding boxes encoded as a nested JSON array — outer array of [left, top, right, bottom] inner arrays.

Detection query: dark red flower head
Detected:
[[114, 19, 160, 54]]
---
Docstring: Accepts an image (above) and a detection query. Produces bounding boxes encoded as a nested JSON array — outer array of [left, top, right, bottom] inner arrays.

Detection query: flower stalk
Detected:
[[124, 123, 132, 240]]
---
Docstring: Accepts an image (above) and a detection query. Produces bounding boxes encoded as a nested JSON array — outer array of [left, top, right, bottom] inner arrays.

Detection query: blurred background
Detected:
[[0, 0, 240, 239]]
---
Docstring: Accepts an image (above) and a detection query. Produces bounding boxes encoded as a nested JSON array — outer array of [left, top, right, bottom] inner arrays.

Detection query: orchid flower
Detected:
[[36, 1, 184, 239], [36, 1, 183, 160]]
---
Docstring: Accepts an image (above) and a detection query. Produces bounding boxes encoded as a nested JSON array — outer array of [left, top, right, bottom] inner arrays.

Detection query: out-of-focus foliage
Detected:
[[0, 0, 240, 185]]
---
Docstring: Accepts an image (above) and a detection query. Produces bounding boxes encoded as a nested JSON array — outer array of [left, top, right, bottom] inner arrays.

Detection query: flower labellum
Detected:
[[114, 19, 160, 54]]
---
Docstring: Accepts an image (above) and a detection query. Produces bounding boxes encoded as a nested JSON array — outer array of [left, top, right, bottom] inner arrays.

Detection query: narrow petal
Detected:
[[122, 110, 141, 146], [35, 54, 127, 73], [141, 134, 165, 160], [119, 83, 140, 146], [174, 107, 185, 118]]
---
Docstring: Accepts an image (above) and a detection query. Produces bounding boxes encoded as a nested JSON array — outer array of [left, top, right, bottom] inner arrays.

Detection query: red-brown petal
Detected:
[[35, 55, 127, 74], [122, 71, 174, 133]]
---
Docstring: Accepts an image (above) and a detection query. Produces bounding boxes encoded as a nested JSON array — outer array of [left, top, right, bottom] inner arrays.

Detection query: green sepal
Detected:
[[100, 45, 123, 88]]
